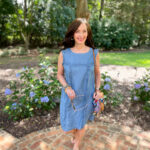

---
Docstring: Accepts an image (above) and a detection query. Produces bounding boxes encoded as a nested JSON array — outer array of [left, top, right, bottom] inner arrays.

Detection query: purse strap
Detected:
[[92, 49, 96, 92]]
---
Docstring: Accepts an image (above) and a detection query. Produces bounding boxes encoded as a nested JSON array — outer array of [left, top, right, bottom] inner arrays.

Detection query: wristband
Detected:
[[96, 87, 100, 90], [63, 84, 69, 89], [65, 86, 71, 93], [63, 84, 69, 90]]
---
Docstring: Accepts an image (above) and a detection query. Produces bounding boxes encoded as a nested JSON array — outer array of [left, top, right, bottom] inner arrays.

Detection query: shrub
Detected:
[[100, 72, 124, 107], [130, 68, 150, 111], [3, 54, 61, 120], [90, 17, 138, 50]]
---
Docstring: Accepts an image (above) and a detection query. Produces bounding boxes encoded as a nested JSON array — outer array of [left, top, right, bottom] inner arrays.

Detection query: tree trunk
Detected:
[[99, 0, 104, 20], [23, 0, 30, 50], [76, 0, 90, 20], [131, 0, 137, 26], [21, 33, 29, 50]]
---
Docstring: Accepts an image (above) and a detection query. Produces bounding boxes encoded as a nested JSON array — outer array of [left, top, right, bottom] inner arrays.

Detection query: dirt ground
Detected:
[[0, 53, 150, 138]]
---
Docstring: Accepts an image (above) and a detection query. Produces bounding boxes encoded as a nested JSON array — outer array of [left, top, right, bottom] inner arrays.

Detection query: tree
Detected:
[[14, 0, 35, 50], [104, 0, 150, 45], [0, 0, 15, 46], [76, 0, 90, 20], [99, 0, 104, 20]]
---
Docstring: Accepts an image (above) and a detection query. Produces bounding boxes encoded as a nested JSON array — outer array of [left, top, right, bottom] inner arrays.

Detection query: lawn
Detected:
[[100, 50, 150, 68], [0, 49, 150, 68]]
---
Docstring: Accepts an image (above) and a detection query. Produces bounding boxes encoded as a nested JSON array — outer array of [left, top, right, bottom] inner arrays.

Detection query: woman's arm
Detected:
[[95, 52, 101, 91], [57, 51, 76, 100], [57, 51, 68, 87], [93, 52, 104, 99]]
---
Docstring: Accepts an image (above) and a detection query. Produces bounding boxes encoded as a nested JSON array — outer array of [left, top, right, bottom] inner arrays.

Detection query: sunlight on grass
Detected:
[[137, 59, 150, 64], [100, 51, 150, 67]]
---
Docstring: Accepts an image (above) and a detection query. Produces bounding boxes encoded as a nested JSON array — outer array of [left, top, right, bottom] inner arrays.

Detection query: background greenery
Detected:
[[0, 0, 150, 50]]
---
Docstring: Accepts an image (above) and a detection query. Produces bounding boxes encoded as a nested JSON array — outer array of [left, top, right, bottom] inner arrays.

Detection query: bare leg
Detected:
[[63, 129, 77, 144], [71, 129, 77, 144], [73, 126, 86, 150], [64, 129, 76, 134]]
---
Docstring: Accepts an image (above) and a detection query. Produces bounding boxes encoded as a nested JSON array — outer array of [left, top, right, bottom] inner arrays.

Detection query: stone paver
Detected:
[[0, 129, 18, 150], [0, 121, 150, 150]]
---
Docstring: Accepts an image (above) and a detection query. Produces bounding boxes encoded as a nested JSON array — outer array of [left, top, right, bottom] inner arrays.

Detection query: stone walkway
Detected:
[[0, 121, 150, 150]]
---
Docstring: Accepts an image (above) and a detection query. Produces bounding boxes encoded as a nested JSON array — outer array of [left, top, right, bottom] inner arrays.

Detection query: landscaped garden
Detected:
[[0, 0, 150, 145], [0, 47, 150, 138]]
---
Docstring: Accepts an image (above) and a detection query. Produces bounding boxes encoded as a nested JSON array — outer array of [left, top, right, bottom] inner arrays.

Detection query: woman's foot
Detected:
[[85, 124, 88, 130], [73, 142, 80, 150], [71, 137, 75, 144]]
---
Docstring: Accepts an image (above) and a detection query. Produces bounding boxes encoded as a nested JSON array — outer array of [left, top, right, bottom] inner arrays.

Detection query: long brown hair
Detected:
[[61, 18, 95, 50]]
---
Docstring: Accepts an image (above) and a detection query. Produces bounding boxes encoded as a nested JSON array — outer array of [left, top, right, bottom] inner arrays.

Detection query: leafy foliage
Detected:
[[0, 0, 150, 48], [100, 72, 124, 106], [130, 68, 150, 111], [3, 54, 61, 120], [90, 17, 137, 50], [0, 0, 15, 46]]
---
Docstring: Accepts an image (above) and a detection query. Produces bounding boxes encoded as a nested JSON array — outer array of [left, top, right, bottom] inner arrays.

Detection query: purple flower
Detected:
[[30, 91, 35, 98], [11, 102, 17, 109], [105, 77, 111, 82], [22, 66, 28, 71], [43, 80, 50, 85], [144, 82, 148, 87], [5, 88, 12, 95], [133, 96, 139, 101], [12, 102, 17, 106], [16, 73, 20, 78], [144, 87, 150, 92], [35, 98, 38, 102], [104, 84, 110, 90], [12, 107, 16, 110], [41, 65, 47, 69], [134, 84, 141, 89], [40, 96, 49, 103]]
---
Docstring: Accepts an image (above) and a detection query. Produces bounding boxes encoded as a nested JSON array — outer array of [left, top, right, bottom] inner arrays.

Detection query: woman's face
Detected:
[[73, 23, 88, 45]]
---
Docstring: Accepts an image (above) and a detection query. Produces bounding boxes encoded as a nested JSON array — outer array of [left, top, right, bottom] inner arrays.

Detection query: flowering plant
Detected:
[[100, 72, 123, 106], [130, 68, 150, 111], [3, 54, 61, 120]]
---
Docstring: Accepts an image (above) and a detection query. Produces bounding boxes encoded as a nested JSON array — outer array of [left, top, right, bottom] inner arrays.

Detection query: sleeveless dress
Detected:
[[60, 47, 99, 131]]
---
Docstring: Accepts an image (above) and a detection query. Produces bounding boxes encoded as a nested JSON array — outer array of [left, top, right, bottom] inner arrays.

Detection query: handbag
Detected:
[[92, 49, 104, 117]]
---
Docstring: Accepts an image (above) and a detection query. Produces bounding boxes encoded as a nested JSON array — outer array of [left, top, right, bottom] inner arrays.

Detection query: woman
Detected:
[[57, 18, 103, 150]]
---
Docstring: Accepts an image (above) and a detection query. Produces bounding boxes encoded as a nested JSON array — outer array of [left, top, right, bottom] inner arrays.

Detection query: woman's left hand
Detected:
[[93, 90, 104, 100]]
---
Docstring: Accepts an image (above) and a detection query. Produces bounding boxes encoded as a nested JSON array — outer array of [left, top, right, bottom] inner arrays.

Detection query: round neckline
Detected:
[[69, 47, 91, 54]]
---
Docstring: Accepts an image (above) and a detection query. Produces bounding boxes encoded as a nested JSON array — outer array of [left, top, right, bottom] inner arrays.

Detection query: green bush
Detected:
[[3, 54, 61, 120], [130, 68, 150, 111], [90, 17, 138, 50], [29, 0, 75, 47]]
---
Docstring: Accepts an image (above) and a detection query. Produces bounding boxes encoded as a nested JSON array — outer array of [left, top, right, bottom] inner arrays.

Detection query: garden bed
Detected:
[[0, 57, 150, 138]]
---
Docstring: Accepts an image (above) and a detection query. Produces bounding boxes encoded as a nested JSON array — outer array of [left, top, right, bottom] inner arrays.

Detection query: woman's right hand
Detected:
[[65, 87, 76, 101]]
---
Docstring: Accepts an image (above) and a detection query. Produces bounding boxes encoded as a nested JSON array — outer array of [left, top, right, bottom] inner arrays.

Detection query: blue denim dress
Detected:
[[60, 47, 99, 131]]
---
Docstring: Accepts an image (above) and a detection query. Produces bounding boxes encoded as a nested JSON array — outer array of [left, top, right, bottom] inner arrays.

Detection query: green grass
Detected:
[[0, 49, 150, 68], [0, 56, 38, 65], [100, 51, 150, 68]]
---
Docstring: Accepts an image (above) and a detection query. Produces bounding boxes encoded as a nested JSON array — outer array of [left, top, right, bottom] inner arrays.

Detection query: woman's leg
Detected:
[[73, 126, 86, 150], [63, 129, 77, 143], [63, 129, 76, 134], [71, 129, 77, 143]]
